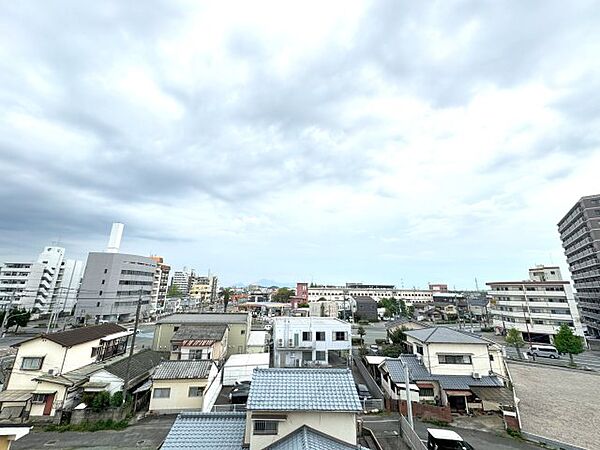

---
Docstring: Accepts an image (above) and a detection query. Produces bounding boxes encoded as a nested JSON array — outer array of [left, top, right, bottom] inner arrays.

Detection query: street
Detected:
[[503, 345, 600, 371]]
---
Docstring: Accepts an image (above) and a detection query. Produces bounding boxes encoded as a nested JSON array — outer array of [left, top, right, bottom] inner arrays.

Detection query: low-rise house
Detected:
[[161, 412, 247, 450], [149, 360, 218, 414], [153, 313, 251, 355], [309, 300, 338, 318], [222, 353, 270, 386], [1, 324, 129, 419], [351, 296, 378, 321], [403, 327, 505, 378], [244, 368, 362, 448], [169, 325, 228, 361], [272, 317, 351, 368]]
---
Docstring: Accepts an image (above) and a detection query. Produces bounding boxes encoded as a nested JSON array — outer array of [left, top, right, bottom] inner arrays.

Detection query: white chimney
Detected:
[[106, 223, 124, 253]]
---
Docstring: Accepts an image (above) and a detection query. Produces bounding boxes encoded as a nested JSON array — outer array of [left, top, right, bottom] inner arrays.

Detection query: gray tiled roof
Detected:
[[161, 412, 245, 450], [157, 313, 248, 325], [247, 368, 362, 412], [265, 425, 365, 450], [172, 325, 227, 342], [104, 349, 165, 386], [404, 327, 489, 344], [385, 355, 432, 384], [435, 374, 503, 390], [153, 360, 212, 380]]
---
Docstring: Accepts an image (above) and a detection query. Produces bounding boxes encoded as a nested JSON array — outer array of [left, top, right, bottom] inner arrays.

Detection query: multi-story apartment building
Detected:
[[171, 270, 191, 295], [189, 275, 218, 305], [272, 317, 351, 367], [558, 194, 600, 338], [304, 283, 433, 306], [0, 246, 84, 315], [74, 223, 157, 323], [150, 256, 171, 315], [487, 265, 584, 343]]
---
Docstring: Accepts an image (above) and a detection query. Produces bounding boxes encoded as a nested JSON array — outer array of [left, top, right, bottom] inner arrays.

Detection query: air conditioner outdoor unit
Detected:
[[288, 339, 294, 347], [277, 339, 283, 347], [47, 369, 54, 375], [472, 371, 482, 379]]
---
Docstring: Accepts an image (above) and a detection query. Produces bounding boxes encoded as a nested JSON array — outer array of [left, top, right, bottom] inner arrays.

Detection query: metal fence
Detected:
[[212, 404, 247, 412], [362, 398, 385, 411], [399, 415, 427, 450]]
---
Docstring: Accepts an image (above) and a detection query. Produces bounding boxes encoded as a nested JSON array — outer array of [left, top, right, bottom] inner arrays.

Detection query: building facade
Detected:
[[170, 271, 191, 295], [74, 252, 157, 323], [487, 265, 584, 343], [272, 317, 351, 367], [558, 194, 600, 338], [0, 246, 84, 315], [305, 283, 433, 306], [150, 256, 171, 316]]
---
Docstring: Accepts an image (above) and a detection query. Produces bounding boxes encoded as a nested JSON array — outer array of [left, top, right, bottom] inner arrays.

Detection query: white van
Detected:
[[528, 344, 559, 359]]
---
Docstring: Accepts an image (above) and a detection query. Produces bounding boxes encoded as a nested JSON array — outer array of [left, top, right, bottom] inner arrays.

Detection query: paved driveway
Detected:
[[13, 415, 177, 450]]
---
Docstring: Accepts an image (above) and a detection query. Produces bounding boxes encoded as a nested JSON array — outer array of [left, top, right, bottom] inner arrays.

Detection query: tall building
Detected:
[[189, 275, 218, 305], [74, 223, 157, 323], [150, 256, 171, 315], [0, 246, 84, 315], [170, 270, 191, 295], [558, 194, 600, 338], [487, 265, 584, 343]]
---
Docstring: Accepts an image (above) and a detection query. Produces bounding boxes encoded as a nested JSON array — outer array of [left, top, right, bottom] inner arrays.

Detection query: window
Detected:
[[438, 354, 472, 365], [21, 357, 44, 370], [153, 388, 171, 399], [315, 331, 325, 341], [241, 330, 245, 335], [173, 326, 180, 332], [489, 354, 494, 361], [104, 268, 108, 274], [99, 290, 103, 296], [91, 347, 99, 358], [415, 345, 424, 355], [419, 388, 434, 397], [101, 279, 105, 285], [334, 331, 347, 341], [32, 393, 46, 404], [302, 331, 311, 341], [254, 420, 278, 435], [96, 302, 101, 307], [315, 351, 326, 361], [188, 386, 204, 397]]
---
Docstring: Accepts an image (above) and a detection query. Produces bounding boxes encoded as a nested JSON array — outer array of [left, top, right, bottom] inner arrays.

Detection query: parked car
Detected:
[[427, 428, 474, 450], [527, 344, 560, 359], [126, 327, 141, 334], [355, 383, 371, 400], [234, 380, 251, 387], [229, 385, 251, 404], [369, 344, 379, 353]]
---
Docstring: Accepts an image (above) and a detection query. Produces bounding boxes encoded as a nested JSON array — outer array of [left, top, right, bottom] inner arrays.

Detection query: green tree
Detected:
[[379, 298, 399, 317], [167, 285, 183, 298], [272, 287, 295, 303], [505, 328, 525, 359], [357, 326, 366, 346], [554, 324, 585, 366], [0, 308, 31, 333], [221, 287, 233, 312], [399, 298, 408, 318], [382, 344, 403, 358], [388, 326, 407, 344]]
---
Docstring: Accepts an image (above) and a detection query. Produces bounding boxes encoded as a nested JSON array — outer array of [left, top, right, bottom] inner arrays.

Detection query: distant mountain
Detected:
[[253, 279, 295, 288]]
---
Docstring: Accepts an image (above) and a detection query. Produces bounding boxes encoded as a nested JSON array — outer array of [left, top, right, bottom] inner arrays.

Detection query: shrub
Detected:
[[91, 391, 111, 412], [110, 391, 123, 407], [507, 428, 522, 439], [375, 339, 387, 345], [45, 419, 129, 433]]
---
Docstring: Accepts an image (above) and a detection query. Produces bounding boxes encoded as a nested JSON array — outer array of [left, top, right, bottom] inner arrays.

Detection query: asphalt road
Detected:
[[504, 345, 600, 371]]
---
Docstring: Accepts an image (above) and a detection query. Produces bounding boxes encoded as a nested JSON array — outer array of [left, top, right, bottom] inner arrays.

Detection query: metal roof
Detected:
[[157, 313, 249, 325], [404, 327, 489, 345], [435, 375, 503, 390], [384, 356, 433, 384], [0, 390, 32, 402], [427, 428, 463, 441], [265, 425, 365, 450], [470, 386, 514, 405], [247, 368, 362, 412], [161, 412, 246, 450], [13, 324, 126, 348], [103, 349, 165, 385], [153, 360, 212, 380], [172, 325, 227, 342]]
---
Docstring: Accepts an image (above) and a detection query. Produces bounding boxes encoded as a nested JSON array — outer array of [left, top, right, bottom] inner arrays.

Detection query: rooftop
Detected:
[[157, 313, 249, 325], [265, 425, 366, 450], [247, 368, 362, 412], [247, 330, 268, 347], [103, 349, 165, 386], [13, 323, 126, 348], [153, 360, 213, 380], [223, 353, 269, 367], [404, 327, 489, 345], [161, 412, 246, 450], [172, 325, 227, 342], [272, 316, 350, 326]]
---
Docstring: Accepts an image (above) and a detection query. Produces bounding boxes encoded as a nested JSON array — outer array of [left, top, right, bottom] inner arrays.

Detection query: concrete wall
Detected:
[[245, 411, 356, 448], [149, 378, 208, 413]]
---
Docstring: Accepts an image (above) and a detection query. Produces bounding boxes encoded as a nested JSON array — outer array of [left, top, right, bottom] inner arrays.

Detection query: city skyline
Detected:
[[1, 1, 600, 288]]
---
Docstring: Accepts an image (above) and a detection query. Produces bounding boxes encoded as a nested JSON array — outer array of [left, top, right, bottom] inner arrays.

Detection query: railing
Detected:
[[212, 404, 247, 412], [362, 398, 384, 411], [399, 414, 427, 450]]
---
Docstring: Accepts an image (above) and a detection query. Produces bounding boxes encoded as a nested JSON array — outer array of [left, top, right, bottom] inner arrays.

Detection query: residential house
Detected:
[[351, 296, 378, 321], [308, 300, 338, 318], [222, 353, 270, 386], [161, 412, 247, 450], [149, 360, 218, 414], [1, 324, 129, 418], [169, 325, 228, 361], [244, 368, 362, 449], [272, 317, 351, 368], [153, 313, 251, 356]]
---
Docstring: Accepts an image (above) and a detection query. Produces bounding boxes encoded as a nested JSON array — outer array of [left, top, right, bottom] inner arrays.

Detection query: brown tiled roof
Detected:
[[13, 323, 126, 348]]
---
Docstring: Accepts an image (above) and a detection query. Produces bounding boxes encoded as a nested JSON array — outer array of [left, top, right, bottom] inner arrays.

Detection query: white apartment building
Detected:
[[306, 284, 433, 307], [487, 265, 584, 343], [189, 275, 218, 304], [171, 271, 191, 295], [0, 246, 84, 315], [150, 256, 171, 315], [272, 317, 351, 368]]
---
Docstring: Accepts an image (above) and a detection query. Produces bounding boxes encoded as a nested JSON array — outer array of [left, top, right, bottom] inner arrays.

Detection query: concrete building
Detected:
[[170, 270, 191, 295], [308, 300, 338, 318], [272, 317, 351, 367], [150, 256, 170, 316], [351, 296, 378, 321], [168, 325, 229, 361], [487, 265, 584, 343], [557, 194, 600, 338], [0, 246, 84, 316], [152, 313, 251, 356], [305, 283, 433, 306], [189, 275, 218, 305], [74, 224, 157, 323]]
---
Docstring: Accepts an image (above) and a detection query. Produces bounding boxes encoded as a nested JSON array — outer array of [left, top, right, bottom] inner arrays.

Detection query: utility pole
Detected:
[[404, 362, 414, 429], [122, 290, 142, 404], [1, 292, 15, 338]]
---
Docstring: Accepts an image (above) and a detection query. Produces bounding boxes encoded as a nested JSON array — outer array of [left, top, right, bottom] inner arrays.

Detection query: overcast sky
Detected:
[[1, 1, 599, 288]]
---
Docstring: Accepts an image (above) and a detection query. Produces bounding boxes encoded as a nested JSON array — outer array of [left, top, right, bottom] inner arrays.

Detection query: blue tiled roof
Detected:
[[161, 412, 245, 450], [247, 368, 362, 412], [265, 425, 366, 450]]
